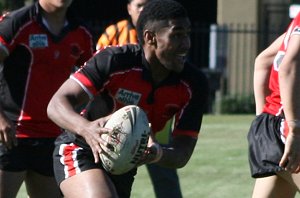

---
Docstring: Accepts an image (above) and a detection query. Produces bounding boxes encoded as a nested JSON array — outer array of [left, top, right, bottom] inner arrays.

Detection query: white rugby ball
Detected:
[[100, 105, 150, 175]]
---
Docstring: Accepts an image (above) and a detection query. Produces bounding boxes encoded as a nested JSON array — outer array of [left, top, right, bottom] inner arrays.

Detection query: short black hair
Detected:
[[136, 0, 188, 45]]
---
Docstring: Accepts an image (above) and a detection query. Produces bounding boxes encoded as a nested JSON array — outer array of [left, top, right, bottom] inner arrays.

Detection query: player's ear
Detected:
[[144, 30, 156, 46]]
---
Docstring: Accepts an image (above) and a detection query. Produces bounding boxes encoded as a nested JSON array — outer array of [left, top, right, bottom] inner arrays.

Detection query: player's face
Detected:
[[41, 0, 73, 10], [154, 18, 191, 73], [52, 0, 73, 8], [128, 0, 148, 27]]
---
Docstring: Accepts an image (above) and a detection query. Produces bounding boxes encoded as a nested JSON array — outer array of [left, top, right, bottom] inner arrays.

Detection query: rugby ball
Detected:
[[100, 105, 150, 175]]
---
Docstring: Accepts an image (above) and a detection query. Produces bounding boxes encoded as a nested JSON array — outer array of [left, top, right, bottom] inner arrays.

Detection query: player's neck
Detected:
[[149, 62, 170, 85], [42, 11, 68, 35], [145, 51, 170, 84], [39, 0, 68, 35]]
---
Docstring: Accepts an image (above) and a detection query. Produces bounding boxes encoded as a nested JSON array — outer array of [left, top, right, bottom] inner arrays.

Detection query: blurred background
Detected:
[[1, 0, 299, 115]]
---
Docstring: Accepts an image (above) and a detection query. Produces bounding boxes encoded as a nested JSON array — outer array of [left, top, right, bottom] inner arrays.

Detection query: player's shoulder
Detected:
[[66, 9, 92, 34], [102, 19, 129, 37], [116, 19, 129, 27], [96, 44, 142, 61], [0, 4, 37, 42], [70, 22, 93, 41], [90, 44, 143, 72], [1, 3, 36, 27]]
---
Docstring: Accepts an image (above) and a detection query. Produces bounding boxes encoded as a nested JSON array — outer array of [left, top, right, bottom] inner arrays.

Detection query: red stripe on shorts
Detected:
[[60, 143, 81, 178]]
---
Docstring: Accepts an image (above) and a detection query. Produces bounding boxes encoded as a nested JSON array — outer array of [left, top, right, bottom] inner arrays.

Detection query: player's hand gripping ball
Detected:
[[100, 105, 151, 175]]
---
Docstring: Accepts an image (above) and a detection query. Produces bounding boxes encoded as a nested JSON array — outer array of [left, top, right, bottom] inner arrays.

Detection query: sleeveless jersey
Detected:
[[263, 13, 300, 116]]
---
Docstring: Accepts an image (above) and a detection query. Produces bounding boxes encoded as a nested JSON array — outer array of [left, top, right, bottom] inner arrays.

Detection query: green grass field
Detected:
[[131, 114, 255, 198], [17, 114, 299, 198]]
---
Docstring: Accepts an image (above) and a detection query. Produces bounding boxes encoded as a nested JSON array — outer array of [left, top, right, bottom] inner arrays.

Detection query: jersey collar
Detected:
[[35, 2, 80, 42]]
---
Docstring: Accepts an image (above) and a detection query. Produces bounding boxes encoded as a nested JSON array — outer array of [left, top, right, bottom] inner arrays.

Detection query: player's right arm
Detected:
[[278, 33, 300, 173], [47, 78, 112, 163], [254, 33, 285, 115], [0, 10, 32, 148], [0, 44, 16, 149], [0, 104, 16, 149]]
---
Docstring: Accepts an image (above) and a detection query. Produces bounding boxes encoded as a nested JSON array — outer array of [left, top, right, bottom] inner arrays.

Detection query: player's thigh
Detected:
[[0, 143, 27, 198], [278, 170, 300, 190], [0, 170, 26, 198], [25, 170, 61, 198], [291, 173, 300, 190], [252, 175, 297, 198], [60, 169, 118, 198]]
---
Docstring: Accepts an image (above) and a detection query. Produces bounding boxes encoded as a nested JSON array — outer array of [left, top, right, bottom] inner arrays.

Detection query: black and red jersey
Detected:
[[71, 44, 208, 143], [0, 2, 94, 138]]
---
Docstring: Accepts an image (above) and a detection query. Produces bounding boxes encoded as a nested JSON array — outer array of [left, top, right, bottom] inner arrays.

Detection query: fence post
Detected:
[[209, 24, 218, 70]]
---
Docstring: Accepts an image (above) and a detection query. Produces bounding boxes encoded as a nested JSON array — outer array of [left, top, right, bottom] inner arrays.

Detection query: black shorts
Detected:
[[247, 113, 285, 178], [0, 138, 56, 176], [53, 133, 137, 198]]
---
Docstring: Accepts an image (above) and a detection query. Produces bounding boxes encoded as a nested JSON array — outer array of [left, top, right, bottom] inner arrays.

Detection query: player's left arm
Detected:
[[157, 135, 197, 168], [139, 132, 197, 168], [279, 33, 300, 126], [254, 33, 285, 114], [278, 33, 300, 173], [144, 68, 208, 168]]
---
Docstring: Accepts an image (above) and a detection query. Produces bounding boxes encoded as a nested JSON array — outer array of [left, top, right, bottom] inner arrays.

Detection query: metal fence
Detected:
[[188, 23, 282, 113], [213, 23, 257, 96]]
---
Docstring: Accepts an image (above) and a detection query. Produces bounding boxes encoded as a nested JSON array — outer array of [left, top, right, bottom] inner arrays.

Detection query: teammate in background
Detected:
[[95, 0, 183, 197], [0, 0, 93, 197], [47, 0, 209, 197], [96, 0, 143, 50], [248, 11, 300, 198]]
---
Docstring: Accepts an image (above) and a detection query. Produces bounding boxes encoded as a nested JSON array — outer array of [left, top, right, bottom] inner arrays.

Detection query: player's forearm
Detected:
[[279, 34, 300, 130], [156, 136, 197, 168], [253, 36, 281, 114], [280, 71, 300, 131], [0, 102, 12, 125], [253, 65, 271, 115], [47, 92, 90, 137], [0, 105, 11, 131]]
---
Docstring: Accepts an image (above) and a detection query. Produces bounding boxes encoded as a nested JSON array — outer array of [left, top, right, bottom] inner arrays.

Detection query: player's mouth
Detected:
[[175, 53, 187, 63]]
